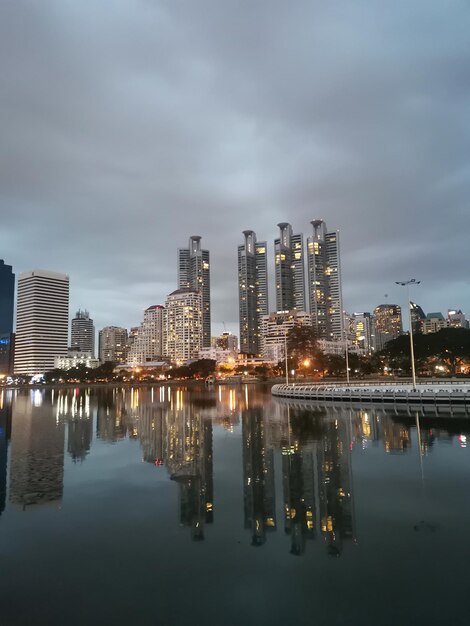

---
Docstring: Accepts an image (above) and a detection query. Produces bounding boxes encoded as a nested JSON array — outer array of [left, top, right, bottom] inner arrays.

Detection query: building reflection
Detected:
[[242, 408, 276, 546], [167, 401, 214, 542], [9, 390, 65, 508], [0, 392, 12, 516], [56, 389, 94, 462]]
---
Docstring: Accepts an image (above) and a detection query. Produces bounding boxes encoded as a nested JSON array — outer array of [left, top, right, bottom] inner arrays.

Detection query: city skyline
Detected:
[[0, 3, 468, 338]]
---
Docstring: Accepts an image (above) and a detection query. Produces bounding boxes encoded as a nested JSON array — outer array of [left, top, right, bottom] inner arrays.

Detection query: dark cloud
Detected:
[[1, 0, 469, 335]]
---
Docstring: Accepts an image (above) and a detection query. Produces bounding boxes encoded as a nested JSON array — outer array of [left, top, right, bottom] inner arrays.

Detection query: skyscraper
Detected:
[[178, 236, 211, 348], [71, 309, 95, 356], [14, 270, 69, 375], [238, 230, 268, 355], [0, 260, 15, 376], [307, 220, 344, 339], [98, 326, 128, 363], [127, 305, 164, 365], [164, 288, 202, 362], [374, 304, 402, 349], [274, 223, 306, 312]]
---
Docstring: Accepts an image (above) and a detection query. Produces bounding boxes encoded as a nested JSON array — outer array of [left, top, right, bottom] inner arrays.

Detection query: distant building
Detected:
[[274, 223, 306, 313], [127, 305, 164, 365], [98, 326, 128, 363], [164, 288, 202, 362], [14, 270, 69, 375], [0, 259, 15, 376], [351, 312, 376, 354], [212, 332, 238, 352], [423, 313, 449, 334], [374, 304, 402, 350], [178, 236, 211, 348], [54, 349, 99, 370], [448, 309, 467, 329], [410, 302, 426, 334], [307, 220, 344, 339], [71, 309, 95, 356], [0, 259, 14, 335], [238, 230, 269, 355], [260, 310, 312, 362]]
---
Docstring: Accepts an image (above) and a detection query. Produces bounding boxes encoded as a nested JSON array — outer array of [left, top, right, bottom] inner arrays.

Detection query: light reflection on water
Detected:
[[0, 384, 470, 625]]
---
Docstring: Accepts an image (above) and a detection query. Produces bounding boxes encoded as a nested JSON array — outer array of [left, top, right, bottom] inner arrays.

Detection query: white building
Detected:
[[163, 288, 202, 362], [317, 338, 365, 356], [260, 310, 312, 362], [14, 270, 69, 375], [423, 313, 449, 334], [54, 350, 99, 370], [448, 309, 467, 329], [127, 305, 164, 365]]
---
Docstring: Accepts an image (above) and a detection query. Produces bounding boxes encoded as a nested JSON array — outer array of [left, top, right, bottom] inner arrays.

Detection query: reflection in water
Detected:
[[0, 392, 12, 515], [9, 390, 65, 508], [242, 408, 276, 546], [1, 385, 469, 554]]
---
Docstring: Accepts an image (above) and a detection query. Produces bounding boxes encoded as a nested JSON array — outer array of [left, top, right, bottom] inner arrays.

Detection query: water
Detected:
[[0, 384, 470, 626]]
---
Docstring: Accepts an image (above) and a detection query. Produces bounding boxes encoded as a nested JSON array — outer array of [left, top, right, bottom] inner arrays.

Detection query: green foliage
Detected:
[[379, 328, 470, 374]]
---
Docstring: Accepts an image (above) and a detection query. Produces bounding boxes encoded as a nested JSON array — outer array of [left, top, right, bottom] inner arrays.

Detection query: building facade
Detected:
[[307, 220, 344, 340], [127, 305, 164, 365], [14, 270, 69, 375], [178, 236, 211, 348], [164, 288, 202, 362], [98, 326, 128, 363], [54, 350, 100, 370], [71, 309, 95, 356], [351, 312, 376, 354], [0, 260, 15, 376], [374, 304, 402, 350], [238, 230, 268, 355], [274, 223, 305, 313], [260, 310, 312, 362], [423, 312, 449, 334]]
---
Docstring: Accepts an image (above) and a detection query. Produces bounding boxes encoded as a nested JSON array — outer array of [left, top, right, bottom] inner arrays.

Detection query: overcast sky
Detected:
[[1, 0, 469, 336]]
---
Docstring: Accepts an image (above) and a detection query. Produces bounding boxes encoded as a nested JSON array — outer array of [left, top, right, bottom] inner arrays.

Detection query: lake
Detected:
[[1, 384, 469, 626]]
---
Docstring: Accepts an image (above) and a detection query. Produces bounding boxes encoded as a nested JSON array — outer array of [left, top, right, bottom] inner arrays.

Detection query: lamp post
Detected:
[[395, 278, 420, 390], [284, 329, 289, 385]]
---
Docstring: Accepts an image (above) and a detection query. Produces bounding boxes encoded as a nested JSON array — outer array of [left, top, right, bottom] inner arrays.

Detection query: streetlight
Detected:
[[395, 278, 421, 390]]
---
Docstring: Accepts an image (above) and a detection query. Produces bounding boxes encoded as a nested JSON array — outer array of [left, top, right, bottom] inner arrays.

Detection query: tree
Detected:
[[286, 324, 321, 371]]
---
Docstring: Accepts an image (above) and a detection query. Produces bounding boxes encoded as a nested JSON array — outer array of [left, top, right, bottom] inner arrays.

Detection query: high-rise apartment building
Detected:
[[448, 309, 467, 329], [0, 260, 15, 376], [260, 310, 312, 362], [178, 236, 211, 348], [127, 305, 164, 365], [274, 223, 306, 312], [98, 326, 128, 363], [164, 288, 202, 362], [14, 270, 69, 375], [71, 309, 95, 356], [374, 304, 402, 350], [307, 220, 343, 340], [351, 312, 375, 354], [238, 230, 268, 355]]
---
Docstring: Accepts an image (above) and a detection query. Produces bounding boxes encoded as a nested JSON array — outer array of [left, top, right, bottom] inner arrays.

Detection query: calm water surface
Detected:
[[1, 384, 470, 626]]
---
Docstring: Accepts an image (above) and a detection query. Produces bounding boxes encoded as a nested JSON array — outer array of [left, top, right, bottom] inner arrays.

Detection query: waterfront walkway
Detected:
[[272, 381, 470, 413]]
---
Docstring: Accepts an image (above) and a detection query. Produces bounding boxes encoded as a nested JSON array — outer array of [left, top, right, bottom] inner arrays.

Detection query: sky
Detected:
[[1, 0, 469, 337]]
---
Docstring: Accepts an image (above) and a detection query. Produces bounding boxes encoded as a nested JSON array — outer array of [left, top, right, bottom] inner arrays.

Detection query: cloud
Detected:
[[1, 0, 469, 336]]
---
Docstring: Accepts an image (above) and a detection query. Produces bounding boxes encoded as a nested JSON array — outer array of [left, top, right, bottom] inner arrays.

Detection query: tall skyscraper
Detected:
[[178, 236, 211, 348], [14, 270, 69, 375], [0, 260, 15, 376], [274, 223, 306, 312], [164, 288, 202, 362], [127, 305, 164, 365], [98, 326, 128, 363], [238, 230, 268, 355], [71, 309, 95, 356], [307, 220, 344, 340]]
